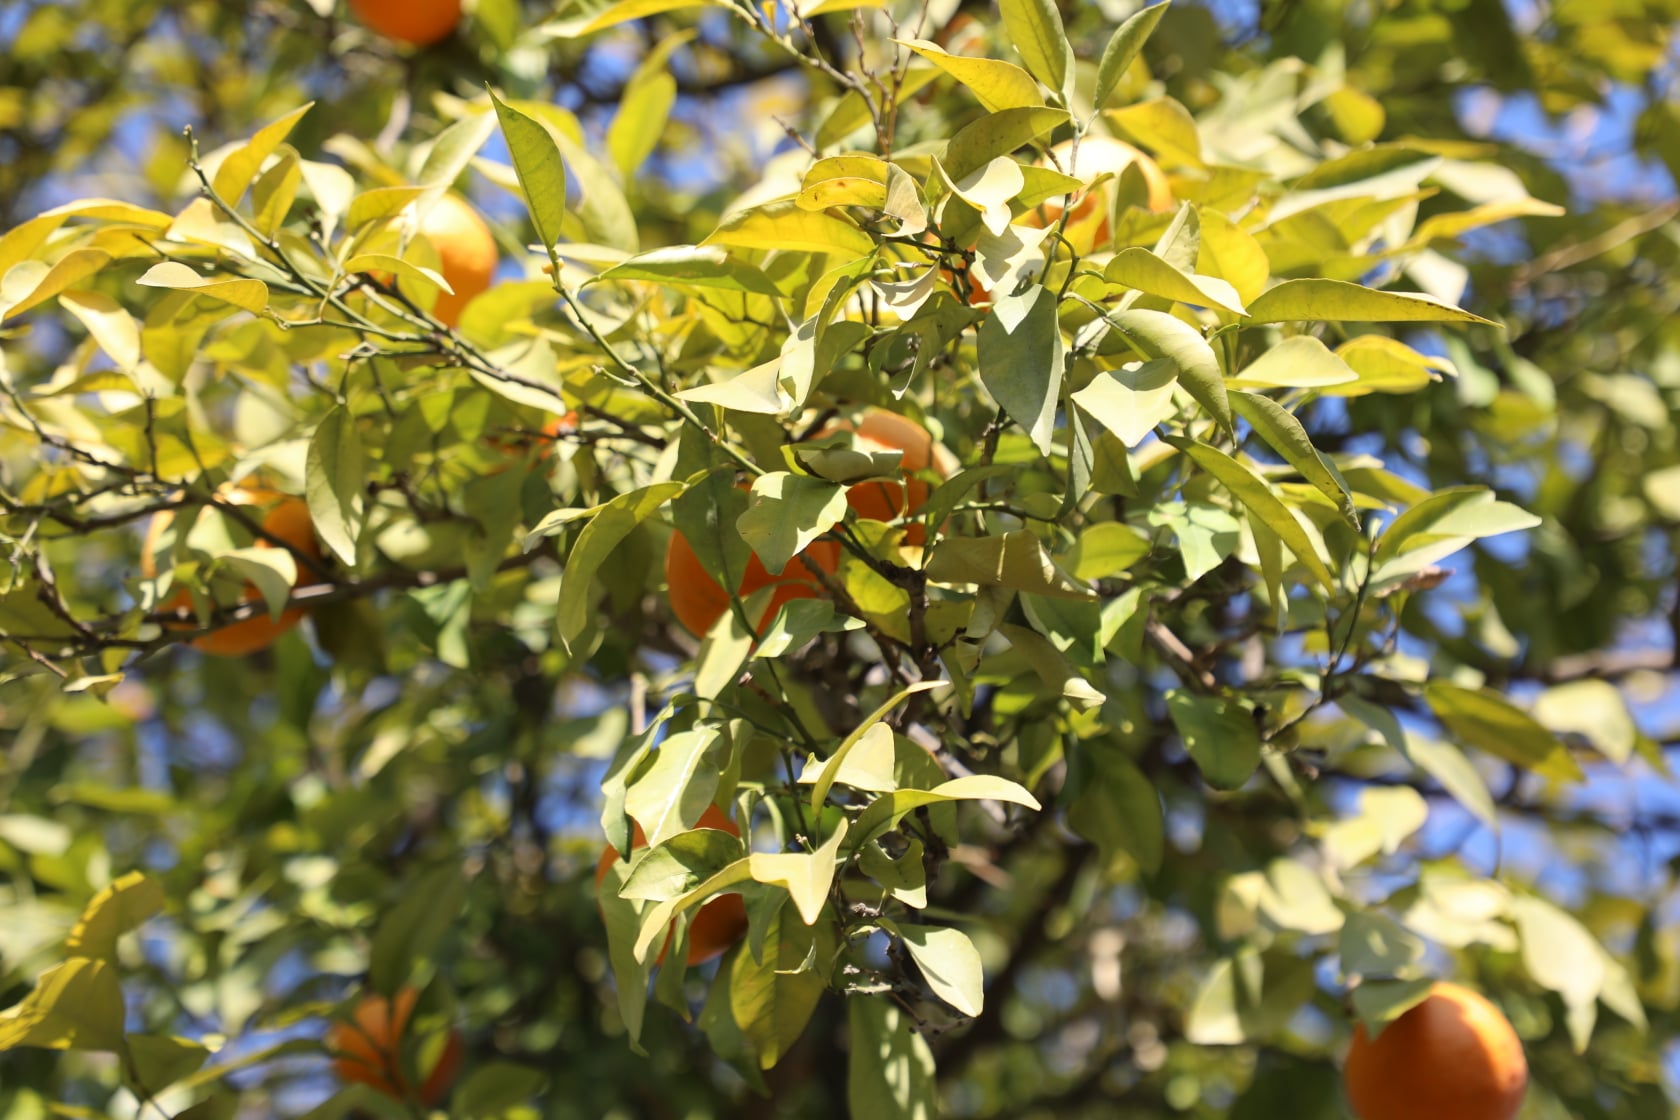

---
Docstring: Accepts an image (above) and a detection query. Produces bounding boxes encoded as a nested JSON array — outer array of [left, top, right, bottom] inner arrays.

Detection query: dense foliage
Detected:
[[2, 0, 1679, 1117]]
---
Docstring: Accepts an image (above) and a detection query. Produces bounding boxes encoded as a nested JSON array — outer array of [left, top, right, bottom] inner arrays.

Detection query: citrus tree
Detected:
[[2, 1, 1679, 1117]]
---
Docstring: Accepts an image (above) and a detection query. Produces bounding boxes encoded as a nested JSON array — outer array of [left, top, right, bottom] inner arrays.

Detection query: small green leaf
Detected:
[[1067, 745, 1162, 874], [1071, 357, 1178, 447], [1166, 690, 1261, 790], [978, 286, 1063, 457], [556, 482, 685, 650], [65, 871, 164, 962], [737, 472, 848, 577], [211, 102, 315, 204], [1510, 895, 1604, 1052], [489, 91, 568, 259], [998, 0, 1071, 95], [892, 923, 985, 1016], [1094, 1, 1171, 108], [624, 727, 726, 849], [808, 681, 946, 812], [306, 406, 365, 567], [1231, 391, 1357, 525], [1099, 308, 1231, 436], [749, 819, 850, 925]]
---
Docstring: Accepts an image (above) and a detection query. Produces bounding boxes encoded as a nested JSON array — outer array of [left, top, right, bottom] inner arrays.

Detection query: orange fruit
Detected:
[[595, 803, 750, 967], [1344, 981, 1528, 1120], [329, 987, 464, 1106], [347, 0, 461, 46], [142, 486, 323, 658], [1028, 136, 1174, 254], [816, 408, 947, 546], [415, 194, 497, 327], [484, 411, 578, 464], [664, 483, 842, 637]]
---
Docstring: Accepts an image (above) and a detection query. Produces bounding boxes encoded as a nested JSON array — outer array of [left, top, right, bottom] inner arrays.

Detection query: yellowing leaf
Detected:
[[136, 263, 268, 313], [704, 200, 876, 257], [896, 39, 1046, 113]]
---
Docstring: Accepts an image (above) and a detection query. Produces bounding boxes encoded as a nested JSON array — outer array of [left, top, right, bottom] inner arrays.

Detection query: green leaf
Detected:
[[1258, 859, 1344, 935], [1231, 391, 1357, 524], [1067, 745, 1163, 874], [749, 819, 849, 925], [556, 482, 685, 650], [59, 290, 140, 372], [1099, 308, 1231, 436], [725, 904, 825, 1070], [1322, 786, 1429, 870], [606, 33, 691, 179], [1341, 697, 1497, 829], [737, 472, 848, 576], [1350, 978, 1436, 1039], [925, 530, 1095, 599], [1071, 357, 1178, 447], [1148, 501, 1240, 583], [704, 200, 876, 257], [620, 826, 746, 903], [1103, 248, 1247, 315], [1094, 1, 1171, 109], [998, 0, 1071, 95], [211, 102, 315, 205], [895, 39, 1046, 113], [489, 91, 568, 260], [595, 858, 653, 1048], [452, 1061, 548, 1118], [978, 286, 1064, 456], [1066, 521, 1151, 580], [216, 547, 298, 621], [999, 623, 1104, 708], [599, 246, 783, 296], [1228, 336, 1359, 390], [0, 958, 124, 1052], [125, 1034, 211, 1094], [368, 864, 466, 996], [65, 871, 164, 962], [306, 406, 365, 567], [1533, 680, 1636, 765], [1373, 487, 1539, 582], [892, 923, 985, 1017], [1, 249, 112, 321], [1166, 437, 1335, 588], [1184, 957, 1249, 1045], [1424, 681, 1583, 781], [808, 682, 945, 813], [942, 107, 1069, 182], [1244, 278, 1495, 325], [1510, 895, 1604, 1051], [136, 262, 268, 313], [624, 727, 725, 849], [847, 999, 937, 1120], [859, 838, 927, 908], [576, 0, 710, 33], [1166, 690, 1261, 790], [1339, 912, 1427, 980], [1332, 335, 1456, 396], [851, 777, 1041, 848]]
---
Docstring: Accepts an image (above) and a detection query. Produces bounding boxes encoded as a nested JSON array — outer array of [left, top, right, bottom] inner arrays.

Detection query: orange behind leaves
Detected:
[[664, 519, 841, 639], [348, 0, 461, 46], [595, 803, 750, 966], [142, 487, 322, 658], [1344, 982, 1528, 1120], [817, 408, 945, 546], [329, 987, 464, 1107], [1026, 136, 1174, 254], [416, 194, 497, 327]]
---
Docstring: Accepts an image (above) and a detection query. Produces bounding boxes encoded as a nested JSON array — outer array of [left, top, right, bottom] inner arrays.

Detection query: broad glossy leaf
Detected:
[[1094, 1, 1171, 109], [625, 727, 725, 849], [1425, 681, 1583, 781], [1231, 391, 1357, 524], [0, 958, 124, 1052], [1099, 308, 1231, 435], [1072, 357, 1177, 447], [137, 262, 267, 312], [306, 406, 365, 567], [1104, 248, 1247, 315], [556, 482, 685, 649], [1229, 336, 1359, 390], [925, 530, 1094, 599], [1166, 690, 1261, 790], [749, 819, 849, 925], [978, 286, 1063, 456], [490, 92, 568, 258], [1245, 278, 1494, 325], [705, 200, 876, 257], [1166, 437, 1335, 587], [892, 923, 984, 1016], [737, 472, 847, 576], [212, 102, 314, 205], [848, 998, 936, 1120], [64, 872, 163, 962], [998, 0, 1071, 95]]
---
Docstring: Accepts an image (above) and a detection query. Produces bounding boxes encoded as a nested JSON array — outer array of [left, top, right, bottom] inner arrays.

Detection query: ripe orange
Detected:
[[484, 411, 578, 464], [816, 408, 946, 546], [142, 487, 323, 658], [595, 804, 750, 967], [347, 0, 461, 46], [1343, 982, 1528, 1120], [664, 502, 841, 638], [329, 987, 464, 1106], [1028, 136, 1174, 254], [414, 194, 497, 327]]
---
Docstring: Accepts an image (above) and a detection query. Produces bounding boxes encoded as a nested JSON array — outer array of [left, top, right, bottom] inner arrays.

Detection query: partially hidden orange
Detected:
[[142, 486, 323, 658], [595, 803, 750, 967], [1343, 981, 1528, 1120], [664, 485, 841, 637], [414, 193, 497, 327], [1027, 136, 1174, 254], [815, 408, 948, 546], [329, 986, 464, 1106], [348, 0, 461, 46]]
